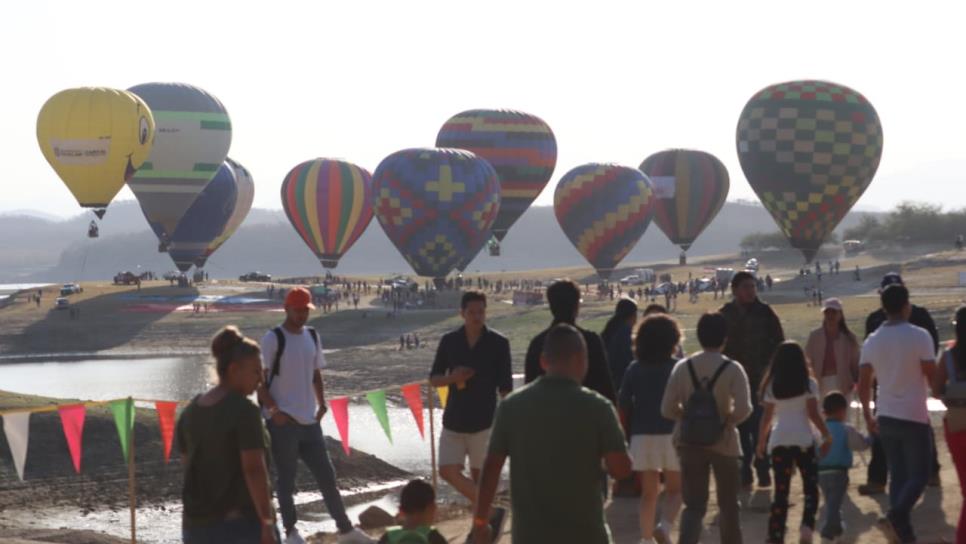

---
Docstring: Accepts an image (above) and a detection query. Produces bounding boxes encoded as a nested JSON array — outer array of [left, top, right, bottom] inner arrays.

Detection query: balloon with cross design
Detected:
[[372, 148, 500, 282]]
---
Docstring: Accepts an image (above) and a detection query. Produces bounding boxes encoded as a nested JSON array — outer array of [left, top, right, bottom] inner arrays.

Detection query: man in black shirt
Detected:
[[859, 272, 941, 496], [430, 290, 512, 506], [524, 279, 616, 404]]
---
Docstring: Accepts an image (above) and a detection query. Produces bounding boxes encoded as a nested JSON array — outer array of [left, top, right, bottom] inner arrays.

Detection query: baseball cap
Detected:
[[880, 272, 904, 289], [284, 287, 316, 310], [822, 298, 843, 313]]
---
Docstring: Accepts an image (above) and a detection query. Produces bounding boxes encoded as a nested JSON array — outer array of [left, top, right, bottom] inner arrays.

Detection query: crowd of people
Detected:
[[174, 267, 966, 544]]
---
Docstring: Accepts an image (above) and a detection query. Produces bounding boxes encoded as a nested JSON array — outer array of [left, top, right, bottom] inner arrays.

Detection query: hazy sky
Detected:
[[4, 1, 964, 218]]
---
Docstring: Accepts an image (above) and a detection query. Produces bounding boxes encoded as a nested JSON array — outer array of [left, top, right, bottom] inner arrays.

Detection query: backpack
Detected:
[[679, 358, 730, 447], [266, 326, 319, 389]]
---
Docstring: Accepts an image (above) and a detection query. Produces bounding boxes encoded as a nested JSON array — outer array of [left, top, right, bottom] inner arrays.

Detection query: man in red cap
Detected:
[[258, 287, 374, 544]]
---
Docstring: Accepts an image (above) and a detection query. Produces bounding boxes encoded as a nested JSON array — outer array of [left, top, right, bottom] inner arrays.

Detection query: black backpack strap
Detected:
[[267, 327, 286, 388], [685, 359, 701, 390], [307, 327, 320, 351], [706, 359, 731, 390]]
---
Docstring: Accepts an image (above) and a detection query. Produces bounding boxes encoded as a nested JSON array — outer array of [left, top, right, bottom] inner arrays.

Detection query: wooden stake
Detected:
[[128, 399, 137, 544], [428, 382, 438, 490]]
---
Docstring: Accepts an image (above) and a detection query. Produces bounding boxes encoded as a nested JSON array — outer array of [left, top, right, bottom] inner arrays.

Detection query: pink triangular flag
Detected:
[[400, 383, 425, 439], [155, 401, 178, 463], [58, 404, 86, 473], [2, 412, 30, 480], [329, 397, 350, 456]]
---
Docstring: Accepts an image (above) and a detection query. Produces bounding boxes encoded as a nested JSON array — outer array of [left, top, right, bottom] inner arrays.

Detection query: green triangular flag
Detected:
[[110, 398, 135, 463], [365, 390, 392, 444]]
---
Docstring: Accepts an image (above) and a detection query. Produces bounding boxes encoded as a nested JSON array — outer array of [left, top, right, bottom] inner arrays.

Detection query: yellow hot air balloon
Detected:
[[37, 87, 155, 218]]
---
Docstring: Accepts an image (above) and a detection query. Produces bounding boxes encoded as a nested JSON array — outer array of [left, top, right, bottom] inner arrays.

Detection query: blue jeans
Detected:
[[267, 420, 352, 533], [878, 416, 932, 543], [738, 401, 771, 485], [818, 469, 849, 539], [183, 517, 279, 543]]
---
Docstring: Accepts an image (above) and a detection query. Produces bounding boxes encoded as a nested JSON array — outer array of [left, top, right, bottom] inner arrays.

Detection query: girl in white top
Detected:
[[756, 342, 832, 544]]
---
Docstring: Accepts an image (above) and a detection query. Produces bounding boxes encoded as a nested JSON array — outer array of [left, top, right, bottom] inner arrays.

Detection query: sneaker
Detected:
[[338, 528, 376, 544], [285, 528, 306, 544], [858, 483, 886, 496], [654, 523, 671, 544], [800, 526, 814, 544], [875, 517, 901, 544]]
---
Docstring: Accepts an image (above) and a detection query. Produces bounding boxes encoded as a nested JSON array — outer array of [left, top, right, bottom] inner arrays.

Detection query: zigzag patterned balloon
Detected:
[[436, 109, 556, 242], [554, 163, 655, 279], [373, 148, 500, 280], [736, 80, 883, 262]]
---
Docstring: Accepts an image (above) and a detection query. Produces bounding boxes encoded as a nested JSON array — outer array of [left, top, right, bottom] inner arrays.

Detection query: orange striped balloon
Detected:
[[281, 159, 374, 269]]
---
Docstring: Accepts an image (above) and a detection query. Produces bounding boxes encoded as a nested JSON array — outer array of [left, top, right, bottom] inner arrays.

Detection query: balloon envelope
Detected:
[[281, 159, 374, 269], [373, 148, 500, 279], [127, 83, 232, 246], [436, 109, 556, 242], [37, 87, 155, 216], [736, 80, 883, 262], [196, 157, 254, 267], [554, 164, 655, 279], [167, 163, 238, 272], [640, 149, 729, 252]]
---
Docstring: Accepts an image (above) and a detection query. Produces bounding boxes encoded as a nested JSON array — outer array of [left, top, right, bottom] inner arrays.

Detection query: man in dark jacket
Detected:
[[859, 272, 941, 496], [720, 270, 785, 488], [524, 279, 616, 404]]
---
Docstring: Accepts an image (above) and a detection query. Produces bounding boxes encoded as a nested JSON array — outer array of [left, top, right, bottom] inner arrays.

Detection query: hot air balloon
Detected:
[[195, 157, 255, 268], [435, 109, 556, 248], [736, 80, 883, 262], [640, 149, 729, 263], [167, 163, 238, 272], [37, 87, 155, 221], [373, 148, 500, 283], [127, 83, 232, 251], [281, 159, 374, 269], [554, 164, 655, 279]]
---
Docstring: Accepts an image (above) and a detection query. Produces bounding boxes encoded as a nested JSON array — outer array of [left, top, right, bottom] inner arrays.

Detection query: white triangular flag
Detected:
[[3, 412, 30, 480]]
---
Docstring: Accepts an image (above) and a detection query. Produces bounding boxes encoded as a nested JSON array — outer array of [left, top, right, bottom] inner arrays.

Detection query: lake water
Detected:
[[0, 356, 447, 542]]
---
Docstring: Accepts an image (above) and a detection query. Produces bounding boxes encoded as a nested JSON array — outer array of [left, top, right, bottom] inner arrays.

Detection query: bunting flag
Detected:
[[400, 383, 424, 438], [366, 390, 392, 444], [2, 412, 30, 480], [110, 398, 135, 464], [155, 401, 178, 463], [436, 386, 449, 409], [329, 397, 350, 456], [58, 404, 86, 473]]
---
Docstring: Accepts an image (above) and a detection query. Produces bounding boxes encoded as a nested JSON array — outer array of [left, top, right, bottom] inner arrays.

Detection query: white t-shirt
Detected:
[[261, 327, 327, 424], [860, 322, 935, 425], [764, 377, 820, 451]]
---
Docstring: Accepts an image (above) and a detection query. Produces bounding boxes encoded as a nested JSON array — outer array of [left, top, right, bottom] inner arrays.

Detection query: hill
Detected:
[[0, 200, 876, 282]]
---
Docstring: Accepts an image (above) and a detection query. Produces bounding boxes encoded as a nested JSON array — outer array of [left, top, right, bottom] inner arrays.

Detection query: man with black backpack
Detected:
[[258, 287, 374, 544], [661, 312, 753, 544]]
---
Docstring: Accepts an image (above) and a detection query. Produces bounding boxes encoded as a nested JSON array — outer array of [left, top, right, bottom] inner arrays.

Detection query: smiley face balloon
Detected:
[[37, 87, 155, 218]]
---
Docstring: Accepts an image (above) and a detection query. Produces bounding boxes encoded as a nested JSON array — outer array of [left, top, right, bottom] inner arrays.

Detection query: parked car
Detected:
[[744, 258, 760, 272], [60, 283, 82, 296], [239, 272, 272, 282], [113, 271, 139, 285], [55, 297, 70, 310], [619, 274, 644, 286]]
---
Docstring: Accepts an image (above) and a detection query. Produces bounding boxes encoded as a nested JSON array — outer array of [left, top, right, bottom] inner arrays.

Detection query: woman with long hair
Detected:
[[756, 342, 831, 544], [618, 314, 683, 544], [178, 326, 278, 544], [601, 297, 639, 389], [804, 298, 860, 399], [933, 306, 966, 543]]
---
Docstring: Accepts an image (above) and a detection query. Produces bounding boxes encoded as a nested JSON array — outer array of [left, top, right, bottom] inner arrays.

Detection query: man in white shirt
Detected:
[[258, 287, 373, 544], [858, 284, 937, 544]]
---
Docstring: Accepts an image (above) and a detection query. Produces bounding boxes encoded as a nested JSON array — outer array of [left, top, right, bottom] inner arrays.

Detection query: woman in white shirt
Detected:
[[756, 342, 832, 544], [804, 298, 860, 399]]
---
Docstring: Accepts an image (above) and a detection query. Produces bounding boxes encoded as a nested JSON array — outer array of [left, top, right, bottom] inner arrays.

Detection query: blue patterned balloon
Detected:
[[167, 162, 238, 272], [373, 148, 500, 279]]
